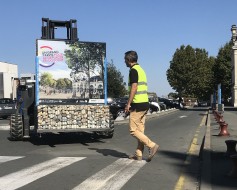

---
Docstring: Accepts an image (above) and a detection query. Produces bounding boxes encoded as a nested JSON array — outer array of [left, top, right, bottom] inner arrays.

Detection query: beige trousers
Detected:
[[129, 110, 156, 157]]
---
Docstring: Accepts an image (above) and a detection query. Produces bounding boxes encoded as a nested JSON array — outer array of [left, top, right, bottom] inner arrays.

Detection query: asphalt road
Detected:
[[0, 108, 208, 190], [0, 118, 9, 126]]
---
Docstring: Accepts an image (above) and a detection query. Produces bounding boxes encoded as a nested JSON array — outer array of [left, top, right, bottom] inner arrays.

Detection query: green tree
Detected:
[[213, 41, 232, 100], [40, 72, 55, 87], [64, 42, 106, 82], [107, 60, 127, 98], [56, 78, 72, 89], [167, 45, 195, 96], [190, 50, 215, 100], [56, 78, 66, 89], [167, 45, 214, 100], [63, 78, 72, 88]]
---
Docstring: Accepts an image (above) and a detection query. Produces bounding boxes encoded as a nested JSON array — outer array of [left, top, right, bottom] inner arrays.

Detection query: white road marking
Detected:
[[72, 158, 146, 190], [179, 115, 187, 118], [0, 156, 24, 163], [0, 125, 9, 130], [0, 157, 85, 190]]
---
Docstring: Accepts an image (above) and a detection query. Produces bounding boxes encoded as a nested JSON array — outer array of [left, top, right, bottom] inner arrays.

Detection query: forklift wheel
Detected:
[[9, 114, 23, 141], [106, 112, 115, 138]]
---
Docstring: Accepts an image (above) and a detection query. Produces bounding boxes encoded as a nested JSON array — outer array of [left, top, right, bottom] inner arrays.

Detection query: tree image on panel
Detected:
[[64, 42, 106, 99]]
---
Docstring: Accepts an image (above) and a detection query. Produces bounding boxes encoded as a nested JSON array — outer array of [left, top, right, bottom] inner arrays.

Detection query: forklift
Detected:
[[9, 18, 114, 141]]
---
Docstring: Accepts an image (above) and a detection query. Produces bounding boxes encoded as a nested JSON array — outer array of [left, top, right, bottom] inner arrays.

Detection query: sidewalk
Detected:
[[201, 108, 237, 190]]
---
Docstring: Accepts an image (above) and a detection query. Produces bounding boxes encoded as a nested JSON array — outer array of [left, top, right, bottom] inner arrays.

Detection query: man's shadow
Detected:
[[89, 148, 129, 158]]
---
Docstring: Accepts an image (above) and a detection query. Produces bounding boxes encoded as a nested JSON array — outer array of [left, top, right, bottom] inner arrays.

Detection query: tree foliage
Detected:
[[40, 72, 55, 87], [56, 78, 72, 89], [167, 42, 233, 101], [40, 73, 72, 89], [64, 42, 106, 82], [107, 60, 127, 98], [213, 41, 232, 100], [167, 45, 215, 100]]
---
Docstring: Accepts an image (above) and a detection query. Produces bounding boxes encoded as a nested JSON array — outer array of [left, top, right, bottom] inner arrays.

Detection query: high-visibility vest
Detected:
[[128, 64, 148, 103]]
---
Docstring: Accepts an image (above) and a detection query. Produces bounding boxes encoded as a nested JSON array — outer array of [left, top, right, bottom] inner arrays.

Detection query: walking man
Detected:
[[124, 50, 159, 162]]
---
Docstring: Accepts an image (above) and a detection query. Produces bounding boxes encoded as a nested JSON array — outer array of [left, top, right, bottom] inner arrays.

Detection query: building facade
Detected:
[[72, 76, 103, 99], [0, 62, 18, 99], [20, 73, 35, 80]]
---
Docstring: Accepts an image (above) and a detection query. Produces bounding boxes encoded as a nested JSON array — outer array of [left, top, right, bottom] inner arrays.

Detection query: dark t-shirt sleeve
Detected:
[[129, 68, 138, 84]]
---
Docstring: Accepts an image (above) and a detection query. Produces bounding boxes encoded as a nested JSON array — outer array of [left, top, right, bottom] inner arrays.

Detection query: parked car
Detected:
[[158, 97, 177, 109], [109, 97, 129, 119], [158, 102, 167, 110], [193, 101, 198, 107], [149, 101, 160, 113], [0, 98, 17, 119], [110, 96, 163, 119], [198, 101, 208, 107], [148, 97, 158, 112]]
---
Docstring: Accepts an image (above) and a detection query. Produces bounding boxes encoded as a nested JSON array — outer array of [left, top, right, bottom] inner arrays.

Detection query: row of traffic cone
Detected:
[[213, 110, 230, 136], [213, 110, 237, 178]]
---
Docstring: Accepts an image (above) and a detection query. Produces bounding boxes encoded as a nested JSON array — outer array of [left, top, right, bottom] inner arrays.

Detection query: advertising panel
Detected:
[[36, 40, 106, 103]]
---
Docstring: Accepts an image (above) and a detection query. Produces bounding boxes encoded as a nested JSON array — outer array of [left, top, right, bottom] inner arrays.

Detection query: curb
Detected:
[[175, 111, 208, 190], [200, 110, 212, 190], [114, 108, 179, 124]]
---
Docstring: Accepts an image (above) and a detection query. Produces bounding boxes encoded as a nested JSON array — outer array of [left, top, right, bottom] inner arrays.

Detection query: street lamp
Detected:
[[231, 25, 237, 43]]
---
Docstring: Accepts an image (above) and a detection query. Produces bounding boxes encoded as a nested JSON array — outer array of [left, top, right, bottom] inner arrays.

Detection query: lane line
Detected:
[[72, 158, 146, 190], [0, 125, 9, 130], [174, 112, 207, 190], [200, 111, 212, 190], [0, 156, 24, 164], [0, 157, 85, 190], [200, 113, 207, 126]]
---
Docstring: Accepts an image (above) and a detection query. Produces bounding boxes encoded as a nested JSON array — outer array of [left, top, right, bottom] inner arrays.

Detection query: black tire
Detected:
[[148, 108, 153, 114], [9, 114, 23, 141]]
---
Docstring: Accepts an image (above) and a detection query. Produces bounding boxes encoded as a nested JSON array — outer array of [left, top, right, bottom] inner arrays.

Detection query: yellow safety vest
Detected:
[[128, 64, 148, 103]]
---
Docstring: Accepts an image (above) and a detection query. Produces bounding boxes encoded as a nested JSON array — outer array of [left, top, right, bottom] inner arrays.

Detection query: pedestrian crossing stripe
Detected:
[[0, 157, 86, 190], [72, 158, 146, 190], [0, 157, 146, 190], [0, 156, 24, 163], [0, 126, 9, 130]]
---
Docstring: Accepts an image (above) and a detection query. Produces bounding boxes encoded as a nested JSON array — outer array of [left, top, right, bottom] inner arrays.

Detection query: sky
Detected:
[[0, 1, 236, 97]]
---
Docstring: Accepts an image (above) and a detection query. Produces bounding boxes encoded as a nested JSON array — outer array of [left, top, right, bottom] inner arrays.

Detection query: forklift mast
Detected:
[[41, 18, 78, 41]]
